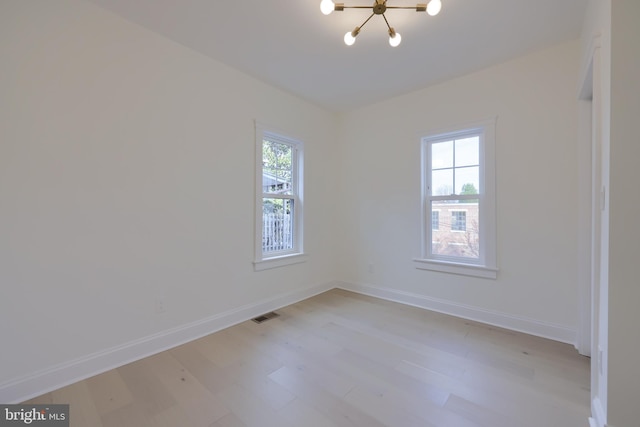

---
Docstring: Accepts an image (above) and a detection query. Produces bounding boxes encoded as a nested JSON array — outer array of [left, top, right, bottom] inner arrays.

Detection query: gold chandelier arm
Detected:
[[340, 4, 427, 11], [386, 5, 427, 11], [357, 12, 376, 30], [382, 13, 393, 31]]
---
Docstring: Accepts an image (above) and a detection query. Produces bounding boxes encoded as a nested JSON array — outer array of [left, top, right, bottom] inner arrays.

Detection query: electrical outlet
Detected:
[[368, 262, 374, 274], [155, 296, 166, 314]]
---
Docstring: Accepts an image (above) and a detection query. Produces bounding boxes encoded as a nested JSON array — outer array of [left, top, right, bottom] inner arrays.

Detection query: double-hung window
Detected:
[[254, 123, 305, 271], [415, 119, 497, 279]]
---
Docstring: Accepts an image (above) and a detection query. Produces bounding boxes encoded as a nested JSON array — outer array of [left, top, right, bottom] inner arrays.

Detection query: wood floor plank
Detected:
[[23, 289, 590, 427], [85, 369, 134, 416], [395, 359, 541, 426], [268, 365, 388, 427], [209, 412, 247, 427], [168, 344, 235, 395], [141, 350, 231, 425], [277, 397, 340, 427], [223, 361, 296, 410], [343, 385, 438, 427], [115, 359, 177, 417], [50, 381, 103, 427], [151, 405, 194, 427], [100, 402, 153, 427], [444, 394, 520, 427], [213, 383, 294, 427], [335, 348, 451, 407]]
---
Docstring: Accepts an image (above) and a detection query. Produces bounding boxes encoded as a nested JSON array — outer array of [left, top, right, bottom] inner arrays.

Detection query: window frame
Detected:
[[414, 118, 498, 279], [254, 122, 306, 271]]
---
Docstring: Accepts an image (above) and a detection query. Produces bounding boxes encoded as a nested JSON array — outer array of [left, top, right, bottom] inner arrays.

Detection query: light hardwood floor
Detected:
[[25, 289, 591, 426]]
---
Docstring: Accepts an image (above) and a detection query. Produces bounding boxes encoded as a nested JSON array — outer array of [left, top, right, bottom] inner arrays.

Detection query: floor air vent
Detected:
[[251, 312, 280, 324]]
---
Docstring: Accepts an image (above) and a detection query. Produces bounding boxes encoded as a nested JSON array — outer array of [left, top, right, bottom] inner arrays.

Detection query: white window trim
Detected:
[[254, 122, 305, 271], [414, 118, 498, 279], [413, 257, 498, 279], [254, 253, 308, 271]]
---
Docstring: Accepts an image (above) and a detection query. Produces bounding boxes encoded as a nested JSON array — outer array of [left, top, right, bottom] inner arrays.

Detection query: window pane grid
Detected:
[[430, 201, 479, 260], [429, 136, 480, 197], [262, 139, 294, 196], [262, 198, 294, 253]]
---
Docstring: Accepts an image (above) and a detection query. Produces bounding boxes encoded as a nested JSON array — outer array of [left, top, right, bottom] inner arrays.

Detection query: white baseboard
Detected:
[[591, 396, 607, 427], [0, 280, 581, 404], [0, 281, 336, 404], [336, 281, 577, 345]]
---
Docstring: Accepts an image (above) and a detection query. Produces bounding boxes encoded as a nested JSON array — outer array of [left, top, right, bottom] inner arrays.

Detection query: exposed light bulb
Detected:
[[427, 0, 442, 16], [344, 30, 357, 46], [389, 31, 401, 47], [320, 0, 335, 15]]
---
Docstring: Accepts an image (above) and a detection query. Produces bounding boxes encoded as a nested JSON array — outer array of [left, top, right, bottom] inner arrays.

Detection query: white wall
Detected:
[[0, 0, 338, 400], [607, 2, 640, 426], [337, 41, 581, 341]]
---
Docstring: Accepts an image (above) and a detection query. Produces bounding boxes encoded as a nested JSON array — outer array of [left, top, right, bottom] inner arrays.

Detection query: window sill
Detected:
[[254, 253, 308, 271], [413, 258, 498, 279]]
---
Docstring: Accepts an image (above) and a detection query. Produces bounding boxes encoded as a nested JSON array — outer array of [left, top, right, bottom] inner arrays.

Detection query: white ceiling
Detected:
[[85, 0, 588, 112]]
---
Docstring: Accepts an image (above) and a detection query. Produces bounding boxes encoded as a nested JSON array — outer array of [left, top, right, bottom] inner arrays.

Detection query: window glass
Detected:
[[263, 140, 293, 196], [431, 140, 454, 169], [432, 169, 453, 196], [454, 136, 479, 167], [455, 166, 479, 194], [262, 198, 294, 253]]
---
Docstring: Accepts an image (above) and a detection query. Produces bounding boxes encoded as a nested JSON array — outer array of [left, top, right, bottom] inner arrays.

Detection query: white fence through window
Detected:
[[263, 212, 293, 253]]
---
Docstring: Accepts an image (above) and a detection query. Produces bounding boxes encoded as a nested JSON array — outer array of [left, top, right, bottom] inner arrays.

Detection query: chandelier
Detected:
[[320, 0, 442, 47]]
